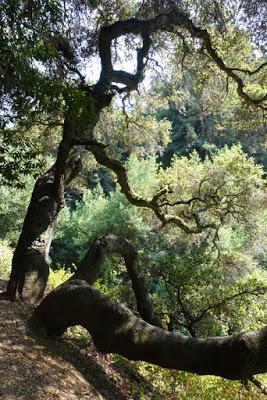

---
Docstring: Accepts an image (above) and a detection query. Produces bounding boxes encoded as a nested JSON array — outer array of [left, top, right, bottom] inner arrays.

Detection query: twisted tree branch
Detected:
[[73, 233, 164, 328], [95, 8, 266, 109], [75, 139, 216, 233], [33, 281, 267, 380]]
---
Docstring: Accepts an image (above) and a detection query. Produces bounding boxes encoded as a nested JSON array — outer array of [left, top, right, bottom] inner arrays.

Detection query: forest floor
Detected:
[[0, 279, 154, 400], [1, 277, 266, 400]]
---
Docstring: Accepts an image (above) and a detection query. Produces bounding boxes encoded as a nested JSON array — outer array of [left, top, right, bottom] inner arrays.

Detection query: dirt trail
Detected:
[[0, 279, 138, 400]]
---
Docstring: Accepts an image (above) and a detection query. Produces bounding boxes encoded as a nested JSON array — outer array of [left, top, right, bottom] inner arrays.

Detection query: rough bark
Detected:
[[7, 150, 82, 303], [9, 5, 267, 382], [73, 233, 164, 328], [10, 5, 263, 305], [7, 87, 113, 303], [33, 280, 267, 380]]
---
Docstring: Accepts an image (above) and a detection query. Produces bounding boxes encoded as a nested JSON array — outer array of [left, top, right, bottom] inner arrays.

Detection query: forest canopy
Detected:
[[0, 0, 267, 398]]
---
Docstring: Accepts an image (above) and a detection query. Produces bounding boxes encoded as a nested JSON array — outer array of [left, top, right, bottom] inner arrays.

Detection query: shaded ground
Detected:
[[1, 278, 265, 400], [0, 279, 152, 400]]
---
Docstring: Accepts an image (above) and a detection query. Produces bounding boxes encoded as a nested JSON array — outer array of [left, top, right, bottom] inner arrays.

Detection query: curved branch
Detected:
[[230, 61, 267, 76], [194, 288, 267, 325], [33, 281, 267, 380], [96, 9, 266, 109], [64, 62, 85, 82], [72, 233, 163, 328], [97, 19, 152, 90], [184, 23, 267, 108], [73, 139, 216, 233]]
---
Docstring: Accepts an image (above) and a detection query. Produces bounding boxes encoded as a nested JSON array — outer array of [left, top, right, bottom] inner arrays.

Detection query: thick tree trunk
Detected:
[[7, 151, 82, 303], [74, 233, 164, 328], [33, 280, 267, 380], [7, 87, 112, 304]]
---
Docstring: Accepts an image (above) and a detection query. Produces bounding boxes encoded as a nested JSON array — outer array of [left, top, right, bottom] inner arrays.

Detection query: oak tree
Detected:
[[1, 0, 267, 384]]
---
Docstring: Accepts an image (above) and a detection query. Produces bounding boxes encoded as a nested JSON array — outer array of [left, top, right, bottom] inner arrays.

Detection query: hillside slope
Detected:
[[1, 278, 266, 400], [0, 280, 142, 400]]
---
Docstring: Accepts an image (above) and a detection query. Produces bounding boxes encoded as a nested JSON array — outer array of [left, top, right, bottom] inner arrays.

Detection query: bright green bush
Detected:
[[52, 183, 148, 267], [112, 356, 267, 400], [48, 268, 72, 289], [0, 240, 13, 279], [51, 148, 267, 337], [0, 175, 34, 245]]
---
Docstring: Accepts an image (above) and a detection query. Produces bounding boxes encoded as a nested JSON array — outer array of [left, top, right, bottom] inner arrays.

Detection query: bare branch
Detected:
[[230, 61, 267, 76], [73, 233, 164, 328], [80, 140, 217, 233], [95, 9, 266, 109], [64, 62, 85, 82], [194, 288, 267, 324], [181, 24, 267, 109]]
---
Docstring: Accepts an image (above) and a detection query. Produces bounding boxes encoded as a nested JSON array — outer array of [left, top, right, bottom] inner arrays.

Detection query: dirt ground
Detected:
[[0, 279, 144, 400]]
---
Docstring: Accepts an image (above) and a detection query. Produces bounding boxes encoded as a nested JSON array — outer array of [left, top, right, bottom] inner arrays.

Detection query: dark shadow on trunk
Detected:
[[74, 233, 164, 328], [32, 279, 267, 380], [7, 150, 82, 304], [6, 88, 113, 304]]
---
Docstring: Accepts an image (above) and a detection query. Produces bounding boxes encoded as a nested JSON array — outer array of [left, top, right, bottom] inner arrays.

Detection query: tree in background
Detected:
[[1, 0, 267, 385]]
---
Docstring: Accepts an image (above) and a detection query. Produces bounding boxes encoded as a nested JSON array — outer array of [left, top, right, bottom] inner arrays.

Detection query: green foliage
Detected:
[[0, 176, 34, 245], [150, 37, 266, 169], [127, 154, 161, 197], [158, 145, 264, 230], [52, 183, 147, 267], [0, 129, 45, 187], [111, 356, 267, 400], [95, 103, 171, 158], [0, 240, 13, 279], [0, 1, 63, 125], [87, 167, 115, 195], [51, 150, 267, 339], [150, 241, 267, 336], [1, 3, 267, 393], [48, 268, 72, 289], [1, 144, 265, 340]]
